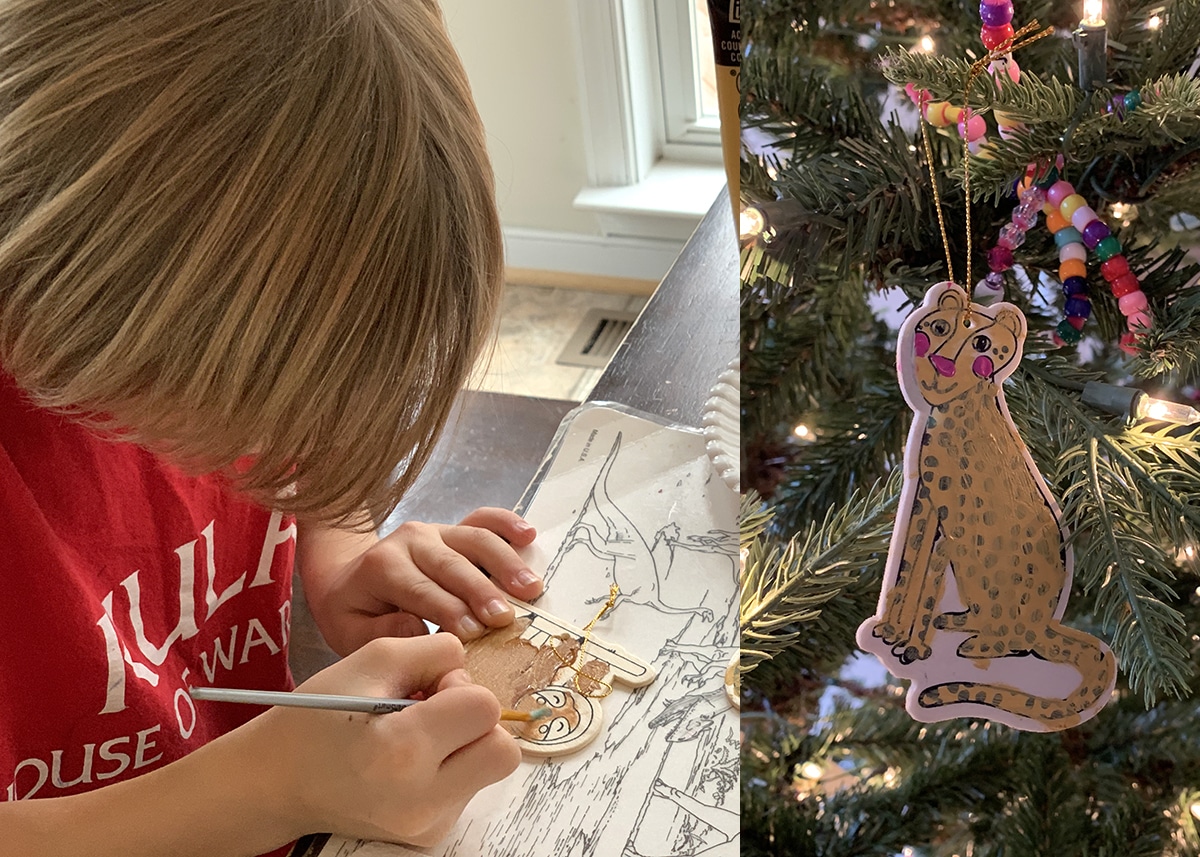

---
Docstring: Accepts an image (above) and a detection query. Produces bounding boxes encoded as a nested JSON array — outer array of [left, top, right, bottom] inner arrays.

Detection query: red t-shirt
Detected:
[[0, 371, 298, 854]]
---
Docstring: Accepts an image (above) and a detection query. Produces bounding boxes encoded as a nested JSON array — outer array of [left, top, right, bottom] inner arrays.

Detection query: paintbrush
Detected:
[[189, 686, 552, 721]]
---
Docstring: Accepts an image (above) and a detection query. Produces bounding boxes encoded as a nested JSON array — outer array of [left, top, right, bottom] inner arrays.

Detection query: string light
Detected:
[[1138, 395, 1200, 425], [799, 761, 824, 780], [1147, 13, 1162, 29], [1191, 801, 1200, 821], [1080, 381, 1200, 426], [1074, 0, 1108, 90], [793, 423, 811, 438], [1110, 201, 1133, 220], [740, 206, 766, 242], [917, 34, 935, 53]]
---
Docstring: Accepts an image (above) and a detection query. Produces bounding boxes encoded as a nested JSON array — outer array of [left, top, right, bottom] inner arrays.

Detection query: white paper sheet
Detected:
[[316, 404, 739, 857]]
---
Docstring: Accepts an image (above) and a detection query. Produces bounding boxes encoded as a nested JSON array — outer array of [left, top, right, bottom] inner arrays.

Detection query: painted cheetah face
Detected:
[[909, 285, 1024, 408]]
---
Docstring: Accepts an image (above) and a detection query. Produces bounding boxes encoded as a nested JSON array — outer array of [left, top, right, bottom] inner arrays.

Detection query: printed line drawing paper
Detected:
[[313, 404, 739, 857]]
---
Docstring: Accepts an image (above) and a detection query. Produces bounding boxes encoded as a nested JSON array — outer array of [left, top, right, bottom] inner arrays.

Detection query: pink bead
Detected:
[[958, 114, 986, 141], [1070, 206, 1098, 232], [988, 245, 1014, 271], [987, 58, 1021, 85], [1126, 311, 1152, 331], [1059, 243, 1087, 262], [981, 23, 1015, 50], [1119, 332, 1139, 354], [1046, 180, 1075, 207], [1118, 290, 1149, 316], [905, 83, 930, 108]]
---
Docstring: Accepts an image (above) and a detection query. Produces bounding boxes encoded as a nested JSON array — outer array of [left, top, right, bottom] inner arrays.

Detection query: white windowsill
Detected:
[[573, 160, 727, 242]]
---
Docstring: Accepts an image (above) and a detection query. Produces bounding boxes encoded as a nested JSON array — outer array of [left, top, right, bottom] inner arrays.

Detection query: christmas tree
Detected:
[[738, 0, 1200, 852]]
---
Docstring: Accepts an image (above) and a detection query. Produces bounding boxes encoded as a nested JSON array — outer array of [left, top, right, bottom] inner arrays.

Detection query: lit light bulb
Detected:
[[793, 423, 811, 438], [739, 206, 766, 241], [1110, 202, 1131, 220], [799, 761, 824, 780], [1147, 13, 1162, 29], [1191, 801, 1200, 821], [918, 34, 935, 53], [1136, 395, 1200, 425], [1082, 0, 1105, 26]]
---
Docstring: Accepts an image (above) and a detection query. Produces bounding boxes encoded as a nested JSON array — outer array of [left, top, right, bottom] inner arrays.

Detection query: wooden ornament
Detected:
[[857, 281, 1116, 732], [464, 596, 656, 756]]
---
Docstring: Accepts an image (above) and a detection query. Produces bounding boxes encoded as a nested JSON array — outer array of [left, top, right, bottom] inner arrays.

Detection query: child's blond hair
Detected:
[[0, 0, 502, 526]]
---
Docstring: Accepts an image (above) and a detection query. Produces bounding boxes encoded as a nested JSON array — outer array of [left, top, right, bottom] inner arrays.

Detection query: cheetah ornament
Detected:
[[857, 281, 1116, 732]]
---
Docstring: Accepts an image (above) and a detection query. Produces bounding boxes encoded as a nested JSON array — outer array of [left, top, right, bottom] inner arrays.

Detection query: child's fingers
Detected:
[[435, 523, 543, 602], [458, 507, 537, 547], [436, 726, 523, 799], [325, 633, 465, 698], [402, 684, 504, 759], [362, 534, 493, 639]]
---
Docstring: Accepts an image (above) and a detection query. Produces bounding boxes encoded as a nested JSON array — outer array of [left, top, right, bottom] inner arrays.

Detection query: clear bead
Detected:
[[1019, 186, 1047, 209], [998, 223, 1026, 249], [1012, 207, 1038, 231]]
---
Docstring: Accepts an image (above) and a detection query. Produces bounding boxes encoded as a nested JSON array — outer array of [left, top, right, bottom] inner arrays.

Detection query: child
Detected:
[[0, 0, 545, 853]]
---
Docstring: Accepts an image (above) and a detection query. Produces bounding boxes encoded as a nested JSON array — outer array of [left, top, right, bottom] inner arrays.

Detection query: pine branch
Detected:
[[768, 384, 908, 533], [1011, 364, 1200, 703], [1127, 0, 1200, 81], [740, 472, 901, 676]]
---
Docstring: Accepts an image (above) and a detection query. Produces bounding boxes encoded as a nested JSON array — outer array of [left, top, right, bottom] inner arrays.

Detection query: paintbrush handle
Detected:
[[189, 686, 419, 714], [189, 686, 534, 720]]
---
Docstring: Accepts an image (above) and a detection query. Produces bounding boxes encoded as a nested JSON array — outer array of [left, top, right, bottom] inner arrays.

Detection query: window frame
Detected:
[[653, 0, 723, 154], [570, 0, 722, 191]]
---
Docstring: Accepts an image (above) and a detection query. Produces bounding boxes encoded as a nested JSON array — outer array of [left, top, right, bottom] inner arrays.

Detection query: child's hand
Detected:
[[246, 633, 521, 846], [300, 507, 543, 656]]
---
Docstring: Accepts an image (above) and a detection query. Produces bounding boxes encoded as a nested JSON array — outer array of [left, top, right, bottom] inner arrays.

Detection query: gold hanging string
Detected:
[[548, 583, 620, 698], [920, 19, 1053, 288], [961, 20, 1054, 289], [920, 119, 955, 286]]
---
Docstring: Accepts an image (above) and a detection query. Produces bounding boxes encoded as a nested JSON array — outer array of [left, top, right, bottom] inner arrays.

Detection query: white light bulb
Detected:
[[1111, 202, 1130, 220], [1191, 801, 1200, 821], [739, 206, 766, 241], [1083, 0, 1105, 26], [1138, 396, 1200, 425], [793, 423, 810, 438], [1147, 14, 1162, 28], [918, 35, 935, 52], [799, 761, 824, 780]]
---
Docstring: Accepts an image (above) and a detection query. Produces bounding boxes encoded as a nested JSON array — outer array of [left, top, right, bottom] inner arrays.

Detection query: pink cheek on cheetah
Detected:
[[973, 355, 994, 378], [914, 331, 930, 357]]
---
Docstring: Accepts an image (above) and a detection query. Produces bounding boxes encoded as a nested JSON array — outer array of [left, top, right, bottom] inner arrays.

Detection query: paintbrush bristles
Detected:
[[500, 706, 552, 722]]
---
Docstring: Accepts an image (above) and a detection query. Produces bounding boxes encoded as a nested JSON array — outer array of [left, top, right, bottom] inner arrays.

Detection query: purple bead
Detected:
[[1062, 276, 1088, 297], [1107, 97, 1127, 120], [1065, 296, 1092, 318], [988, 245, 1014, 272], [980, 0, 1013, 26], [1082, 219, 1111, 249], [986, 271, 1005, 288]]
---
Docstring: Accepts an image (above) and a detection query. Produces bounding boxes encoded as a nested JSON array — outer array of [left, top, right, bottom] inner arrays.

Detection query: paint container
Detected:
[[705, 0, 741, 223]]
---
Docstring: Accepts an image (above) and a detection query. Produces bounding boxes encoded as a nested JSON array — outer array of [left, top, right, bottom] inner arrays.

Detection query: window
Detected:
[[655, 0, 722, 154], [571, 0, 725, 187], [571, 0, 728, 239]]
